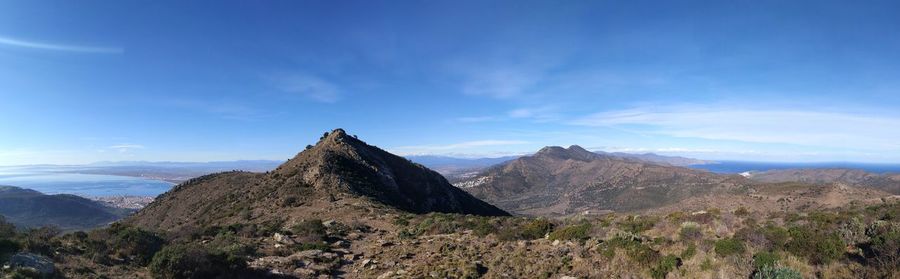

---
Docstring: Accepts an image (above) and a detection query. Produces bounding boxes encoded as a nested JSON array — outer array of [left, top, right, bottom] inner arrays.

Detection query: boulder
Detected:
[[8, 253, 55, 275]]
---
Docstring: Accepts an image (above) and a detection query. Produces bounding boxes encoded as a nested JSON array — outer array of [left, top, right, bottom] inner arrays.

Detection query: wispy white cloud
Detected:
[[390, 140, 529, 155], [594, 146, 759, 155], [508, 106, 561, 123], [0, 35, 122, 54], [268, 74, 341, 103], [109, 144, 145, 153], [455, 116, 499, 123], [460, 68, 541, 99], [570, 105, 900, 151], [167, 99, 268, 121]]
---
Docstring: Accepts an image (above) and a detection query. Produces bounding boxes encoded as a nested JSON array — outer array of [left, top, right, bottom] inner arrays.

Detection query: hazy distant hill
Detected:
[[455, 145, 744, 216], [0, 186, 131, 230], [747, 168, 900, 194], [129, 129, 507, 232], [598, 151, 713, 166], [405, 155, 519, 171], [74, 160, 283, 183]]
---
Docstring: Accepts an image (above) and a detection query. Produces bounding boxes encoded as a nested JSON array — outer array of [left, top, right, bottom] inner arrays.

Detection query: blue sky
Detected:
[[2, 0, 900, 165]]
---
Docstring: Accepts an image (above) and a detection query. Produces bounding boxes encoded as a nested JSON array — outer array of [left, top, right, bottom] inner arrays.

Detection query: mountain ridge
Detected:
[[456, 145, 744, 216], [128, 129, 507, 232]]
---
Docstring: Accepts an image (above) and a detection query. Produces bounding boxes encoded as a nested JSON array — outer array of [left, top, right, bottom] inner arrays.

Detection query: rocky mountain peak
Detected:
[[135, 129, 509, 232], [534, 145, 598, 161]]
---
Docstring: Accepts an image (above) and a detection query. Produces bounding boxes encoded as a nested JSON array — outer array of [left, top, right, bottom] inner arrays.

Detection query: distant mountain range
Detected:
[[407, 151, 712, 180], [0, 186, 132, 230], [454, 145, 894, 216], [454, 145, 743, 216], [595, 151, 713, 166]]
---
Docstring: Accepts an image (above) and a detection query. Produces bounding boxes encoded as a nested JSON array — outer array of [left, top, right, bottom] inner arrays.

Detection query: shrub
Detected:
[[714, 238, 745, 257], [680, 244, 697, 260], [752, 251, 780, 270], [621, 216, 658, 234], [149, 244, 247, 279], [520, 219, 554, 239], [679, 223, 702, 242], [761, 225, 790, 250], [0, 216, 15, 238], [292, 219, 326, 241], [549, 223, 591, 241], [21, 226, 61, 256], [666, 212, 687, 224], [110, 225, 166, 265], [0, 238, 21, 263], [699, 257, 714, 271], [498, 219, 553, 241], [607, 236, 659, 266], [752, 265, 802, 279], [469, 218, 496, 237], [650, 254, 680, 279], [280, 196, 299, 207], [392, 215, 410, 227], [862, 221, 900, 268], [785, 226, 844, 265], [735, 207, 750, 216]]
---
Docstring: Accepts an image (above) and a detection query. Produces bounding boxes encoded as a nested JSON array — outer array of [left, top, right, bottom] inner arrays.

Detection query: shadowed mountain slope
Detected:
[[0, 186, 130, 230]]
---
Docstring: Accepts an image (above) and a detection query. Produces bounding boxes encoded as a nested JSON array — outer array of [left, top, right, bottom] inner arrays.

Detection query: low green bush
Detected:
[[621, 216, 658, 234], [607, 236, 659, 266], [680, 244, 696, 260], [0, 216, 15, 238], [149, 244, 247, 279], [0, 238, 21, 263], [110, 225, 166, 265], [752, 251, 780, 270], [650, 254, 680, 279], [714, 238, 745, 257], [761, 225, 790, 250], [679, 223, 702, 242], [497, 219, 553, 241], [520, 219, 554, 239], [752, 265, 802, 279], [862, 221, 900, 268], [292, 219, 326, 241], [549, 223, 591, 241], [785, 226, 844, 265]]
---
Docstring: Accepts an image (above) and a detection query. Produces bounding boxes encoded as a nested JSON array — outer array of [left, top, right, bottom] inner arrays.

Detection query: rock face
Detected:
[[456, 145, 746, 216], [8, 253, 56, 275], [747, 168, 900, 194], [128, 129, 507, 231]]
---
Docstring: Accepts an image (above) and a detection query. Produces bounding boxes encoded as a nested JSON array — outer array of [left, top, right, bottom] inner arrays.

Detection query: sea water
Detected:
[[0, 166, 173, 197]]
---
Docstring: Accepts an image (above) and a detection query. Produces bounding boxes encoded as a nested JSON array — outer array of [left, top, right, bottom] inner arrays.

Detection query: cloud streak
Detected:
[[268, 74, 341, 103], [0, 35, 122, 54], [570, 106, 900, 151], [109, 144, 145, 153], [390, 140, 529, 155]]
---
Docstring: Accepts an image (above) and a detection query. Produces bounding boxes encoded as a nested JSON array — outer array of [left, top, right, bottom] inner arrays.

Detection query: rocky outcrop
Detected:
[[8, 253, 56, 275]]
